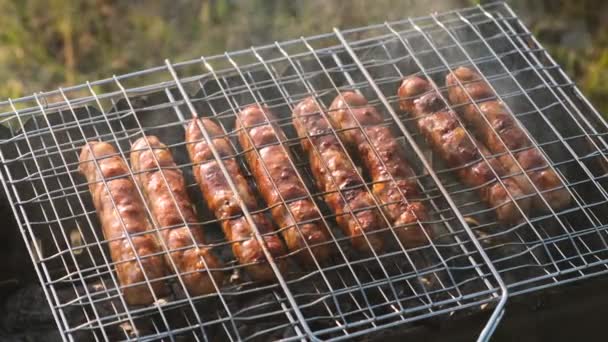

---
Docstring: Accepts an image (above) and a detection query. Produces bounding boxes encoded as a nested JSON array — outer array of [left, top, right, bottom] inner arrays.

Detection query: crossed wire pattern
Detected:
[[0, 2, 607, 341]]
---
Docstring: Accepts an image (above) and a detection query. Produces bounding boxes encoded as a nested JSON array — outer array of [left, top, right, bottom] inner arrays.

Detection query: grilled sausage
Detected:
[[398, 76, 531, 223], [236, 105, 333, 266], [292, 97, 385, 253], [186, 118, 286, 282], [446, 67, 571, 211], [328, 92, 431, 248], [131, 136, 223, 296], [79, 141, 169, 305]]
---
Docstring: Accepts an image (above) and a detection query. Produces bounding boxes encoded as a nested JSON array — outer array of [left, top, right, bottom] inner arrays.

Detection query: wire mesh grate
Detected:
[[0, 2, 607, 341]]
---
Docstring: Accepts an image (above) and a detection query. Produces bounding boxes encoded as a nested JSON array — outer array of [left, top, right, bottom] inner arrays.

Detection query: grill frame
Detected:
[[0, 2, 607, 341]]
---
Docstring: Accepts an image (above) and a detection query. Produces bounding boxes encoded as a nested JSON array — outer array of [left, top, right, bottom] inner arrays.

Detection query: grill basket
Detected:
[[0, 2, 607, 341]]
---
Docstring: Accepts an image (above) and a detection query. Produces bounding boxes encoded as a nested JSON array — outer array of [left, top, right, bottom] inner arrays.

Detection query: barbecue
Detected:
[[0, 2, 607, 341]]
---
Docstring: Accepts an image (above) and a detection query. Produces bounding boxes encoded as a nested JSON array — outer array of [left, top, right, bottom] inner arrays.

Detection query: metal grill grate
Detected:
[[0, 2, 607, 341]]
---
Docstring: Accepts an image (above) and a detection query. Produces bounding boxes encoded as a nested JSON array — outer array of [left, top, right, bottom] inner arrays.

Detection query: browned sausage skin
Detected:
[[292, 97, 385, 253], [236, 105, 333, 266], [398, 76, 531, 223], [130, 136, 223, 296], [327, 92, 431, 248], [185, 118, 286, 282], [79, 141, 169, 305], [446, 67, 571, 211]]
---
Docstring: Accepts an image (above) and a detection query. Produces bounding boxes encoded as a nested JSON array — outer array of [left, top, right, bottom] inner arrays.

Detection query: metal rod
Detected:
[[320, 43, 468, 303], [332, 27, 509, 342], [202, 55, 308, 340], [225, 49, 364, 322], [165, 58, 315, 340], [112, 76, 230, 342]]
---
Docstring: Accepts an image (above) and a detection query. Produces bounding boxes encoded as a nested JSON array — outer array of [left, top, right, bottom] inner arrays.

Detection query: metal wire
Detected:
[[0, 2, 607, 341], [333, 25, 509, 342]]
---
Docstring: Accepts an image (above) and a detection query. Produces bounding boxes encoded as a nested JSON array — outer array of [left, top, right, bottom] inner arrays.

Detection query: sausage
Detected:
[[236, 105, 333, 266], [398, 76, 531, 223], [292, 97, 385, 253], [185, 118, 286, 282], [79, 141, 169, 305], [446, 67, 571, 211], [327, 92, 431, 248], [131, 136, 223, 296]]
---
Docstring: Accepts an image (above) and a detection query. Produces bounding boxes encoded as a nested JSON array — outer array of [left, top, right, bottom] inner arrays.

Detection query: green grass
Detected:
[[0, 0, 606, 116]]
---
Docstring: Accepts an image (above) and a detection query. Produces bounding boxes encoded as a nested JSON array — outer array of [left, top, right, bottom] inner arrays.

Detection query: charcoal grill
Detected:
[[0, 2, 607, 341]]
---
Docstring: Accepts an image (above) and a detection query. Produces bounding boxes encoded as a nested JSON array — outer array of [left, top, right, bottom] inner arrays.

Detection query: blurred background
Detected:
[[0, 0, 607, 115]]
